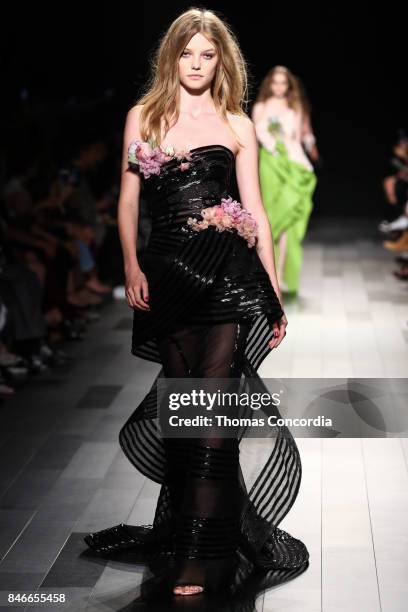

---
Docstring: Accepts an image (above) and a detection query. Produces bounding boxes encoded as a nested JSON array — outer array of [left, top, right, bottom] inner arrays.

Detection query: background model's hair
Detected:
[[256, 65, 311, 117]]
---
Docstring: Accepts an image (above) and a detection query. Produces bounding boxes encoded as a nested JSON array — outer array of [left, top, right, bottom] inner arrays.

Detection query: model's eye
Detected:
[[203, 53, 215, 60], [181, 51, 190, 57]]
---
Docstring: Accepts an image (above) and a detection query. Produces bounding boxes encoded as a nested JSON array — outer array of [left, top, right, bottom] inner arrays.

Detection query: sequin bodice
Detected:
[[141, 144, 236, 257], [133, 142, 284, 336]]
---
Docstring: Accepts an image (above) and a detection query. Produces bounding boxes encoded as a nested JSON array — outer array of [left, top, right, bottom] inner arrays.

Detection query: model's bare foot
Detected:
[[173, 585, 204, 596]]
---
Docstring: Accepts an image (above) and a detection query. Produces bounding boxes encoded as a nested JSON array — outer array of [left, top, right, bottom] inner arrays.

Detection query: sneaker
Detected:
[[378, 216, 408, 233], [113, 286, 126, 300], [26, 354, 49, 374], [0, 352, 23, 367]]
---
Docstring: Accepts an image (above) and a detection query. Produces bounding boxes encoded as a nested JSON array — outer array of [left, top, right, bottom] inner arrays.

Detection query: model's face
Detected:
[[179, 32, 218, 91], [270, 73, 289, 98]]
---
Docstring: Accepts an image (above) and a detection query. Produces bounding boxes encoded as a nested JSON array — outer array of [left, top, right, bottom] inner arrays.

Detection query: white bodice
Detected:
[[257, 107, 314, 172]]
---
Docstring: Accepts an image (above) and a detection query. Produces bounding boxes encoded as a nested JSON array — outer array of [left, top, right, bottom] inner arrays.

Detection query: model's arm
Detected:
[[298, 111, 319, 160], [251, 102, 277, 153], [118, 105, 150, 311], [234, 115, 287, 347]]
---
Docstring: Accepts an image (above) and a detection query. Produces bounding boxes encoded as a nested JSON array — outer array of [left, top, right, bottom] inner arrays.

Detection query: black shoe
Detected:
[[39, 343, 73, 367], [84, 308, 101, 324], [59, 319, 85, 341], [395, 254, 408, 264], [26, 353, 49, 374], [1, 362, 29, 383], [393, 269, 408, 281], [383, 229, 404, 241]]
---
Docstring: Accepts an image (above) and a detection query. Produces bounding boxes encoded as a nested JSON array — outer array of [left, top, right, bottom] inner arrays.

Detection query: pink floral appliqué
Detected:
[[186, 196, 258, 248], [127, 140, 193, 179]]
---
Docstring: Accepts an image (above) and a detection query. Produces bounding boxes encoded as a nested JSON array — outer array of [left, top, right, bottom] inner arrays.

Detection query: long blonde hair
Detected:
[[256, 65, 311, 116], [137, 8, 248, 145]]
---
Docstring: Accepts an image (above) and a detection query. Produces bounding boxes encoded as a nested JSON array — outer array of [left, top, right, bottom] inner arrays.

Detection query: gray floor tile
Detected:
[[28, 435, 84, 470], [75, 385, 122, 410], [0, 519, 76, 574], [40, 533, 108, 588], [114, 317, 133, 330], [0, 571, 44, 590], [33, 477, 101, 522], [0, 469, 61, 511], [0, 435, 48, 495], [0, 509, 35, 558]]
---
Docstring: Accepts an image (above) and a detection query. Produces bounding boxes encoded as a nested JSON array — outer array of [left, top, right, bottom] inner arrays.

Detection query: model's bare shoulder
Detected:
[[128, 103, 144, 117], [125, 104, 144, 141], [228, 110, 253, 130], [250, 101, 265, 122], [229, 112, 256, 146], [127, 104, 144, 123], [251, 101, 264, 112]]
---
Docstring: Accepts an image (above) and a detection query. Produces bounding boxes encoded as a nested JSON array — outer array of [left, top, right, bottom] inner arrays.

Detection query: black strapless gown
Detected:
[[83, 144, 309, 610]]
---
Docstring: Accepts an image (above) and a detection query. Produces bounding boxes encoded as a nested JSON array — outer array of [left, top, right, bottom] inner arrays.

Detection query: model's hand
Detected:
[[309, 144, 320, 162], [268, 313, 288, 349], [125, 267, 150, 311]]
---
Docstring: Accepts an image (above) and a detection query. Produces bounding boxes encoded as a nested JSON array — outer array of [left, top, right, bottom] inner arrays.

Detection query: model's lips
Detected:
[[188, 75, 203, 79]]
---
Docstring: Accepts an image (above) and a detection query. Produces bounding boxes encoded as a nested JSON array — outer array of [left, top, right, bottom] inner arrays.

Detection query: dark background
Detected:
[[2, 1, 407, 217]]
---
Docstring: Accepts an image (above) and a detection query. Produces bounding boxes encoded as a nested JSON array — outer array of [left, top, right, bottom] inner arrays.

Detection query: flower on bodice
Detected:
[[127, 139, 193, 179], [267, 116, 284, 138], [186, 196, 258, 248]]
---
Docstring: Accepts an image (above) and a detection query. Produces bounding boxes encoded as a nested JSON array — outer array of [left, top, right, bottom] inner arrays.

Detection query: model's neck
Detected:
[[178, 85, 216, 116]]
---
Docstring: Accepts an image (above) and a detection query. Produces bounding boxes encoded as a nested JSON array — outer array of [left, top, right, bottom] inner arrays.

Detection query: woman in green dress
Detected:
[[252, 65, 319, 294]]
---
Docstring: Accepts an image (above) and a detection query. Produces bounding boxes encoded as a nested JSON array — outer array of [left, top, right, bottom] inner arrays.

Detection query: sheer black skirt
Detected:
[[157, 321, 250, 593]]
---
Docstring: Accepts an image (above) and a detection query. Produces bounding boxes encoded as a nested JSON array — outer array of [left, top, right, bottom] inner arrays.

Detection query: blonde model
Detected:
[[83, 9, 309, 606]]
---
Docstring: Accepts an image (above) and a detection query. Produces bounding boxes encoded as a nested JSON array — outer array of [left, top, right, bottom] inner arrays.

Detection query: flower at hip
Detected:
[[186, 196, 258, 248], [128, 139, 192, 178]]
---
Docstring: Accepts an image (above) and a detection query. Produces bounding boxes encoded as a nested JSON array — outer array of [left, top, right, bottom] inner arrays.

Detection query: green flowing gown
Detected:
[[259, 140, 317, 293]]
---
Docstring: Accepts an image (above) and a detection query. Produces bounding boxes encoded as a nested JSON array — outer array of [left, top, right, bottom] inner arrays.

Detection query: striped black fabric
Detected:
[[90, 145, 309, 601]]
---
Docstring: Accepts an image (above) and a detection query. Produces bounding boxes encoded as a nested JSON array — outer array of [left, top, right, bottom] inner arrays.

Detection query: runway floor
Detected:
[[0, 215, 407, 611]]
